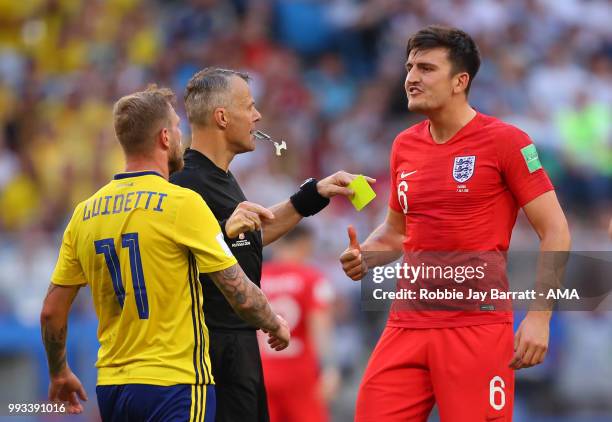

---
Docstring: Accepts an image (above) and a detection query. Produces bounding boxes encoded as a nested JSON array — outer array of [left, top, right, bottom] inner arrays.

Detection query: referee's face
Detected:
[[226, 77, 261, 153]]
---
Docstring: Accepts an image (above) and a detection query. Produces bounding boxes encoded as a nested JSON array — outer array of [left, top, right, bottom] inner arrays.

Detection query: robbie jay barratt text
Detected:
[[372, 288, 579, 301]]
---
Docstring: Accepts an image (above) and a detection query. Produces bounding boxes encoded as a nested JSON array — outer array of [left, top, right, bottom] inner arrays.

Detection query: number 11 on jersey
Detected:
[[94, 233, 149, 319]]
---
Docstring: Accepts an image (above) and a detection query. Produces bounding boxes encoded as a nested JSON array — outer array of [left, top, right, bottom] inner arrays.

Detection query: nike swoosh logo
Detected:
[[400, 170, 417, 178]]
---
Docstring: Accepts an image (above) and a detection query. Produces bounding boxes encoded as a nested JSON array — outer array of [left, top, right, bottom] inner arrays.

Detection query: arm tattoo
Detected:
[[41, 283, 80, 376], [42, 324, 67, 376], [210, 264, 279, 332], [44, 283, 60, 300]]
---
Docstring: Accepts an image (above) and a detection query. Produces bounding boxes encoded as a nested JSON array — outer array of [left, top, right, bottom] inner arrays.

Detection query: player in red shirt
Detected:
[[340, 26, 571, 421], [260, 225, 339, 422]]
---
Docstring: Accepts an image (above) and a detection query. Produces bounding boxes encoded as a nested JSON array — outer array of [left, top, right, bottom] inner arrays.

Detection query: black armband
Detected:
[[290, 178, 330, 217]]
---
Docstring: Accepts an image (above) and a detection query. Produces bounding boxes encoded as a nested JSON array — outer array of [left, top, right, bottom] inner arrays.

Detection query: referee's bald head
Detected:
[[184, 67, 250, 127]]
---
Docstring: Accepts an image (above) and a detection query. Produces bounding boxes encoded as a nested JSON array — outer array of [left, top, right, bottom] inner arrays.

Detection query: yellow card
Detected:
[[347, 175, 376, 211]]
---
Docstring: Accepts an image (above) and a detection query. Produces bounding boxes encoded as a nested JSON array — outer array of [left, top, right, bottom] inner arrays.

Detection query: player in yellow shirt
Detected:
[[40, 86, 290, 421]]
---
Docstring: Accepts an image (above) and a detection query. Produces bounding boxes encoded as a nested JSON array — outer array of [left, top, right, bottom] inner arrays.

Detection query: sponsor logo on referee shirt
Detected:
[[231, 232, 251, 248]]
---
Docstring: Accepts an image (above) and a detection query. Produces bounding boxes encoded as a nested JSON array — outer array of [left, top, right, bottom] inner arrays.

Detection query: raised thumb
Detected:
[[347, 225, 361, 251]]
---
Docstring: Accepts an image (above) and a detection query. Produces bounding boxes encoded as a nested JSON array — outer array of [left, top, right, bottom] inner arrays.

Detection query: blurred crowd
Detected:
[[0, 0, 610, 420]]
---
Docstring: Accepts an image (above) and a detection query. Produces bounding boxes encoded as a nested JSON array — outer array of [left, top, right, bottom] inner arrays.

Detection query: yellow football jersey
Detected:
[[51, 170, 237, 386]]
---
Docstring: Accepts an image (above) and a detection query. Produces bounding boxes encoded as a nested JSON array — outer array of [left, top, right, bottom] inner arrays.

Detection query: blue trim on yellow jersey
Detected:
[[188, 255, 201, 388], [191, 254, 212, 383], [113, 171, 163, 180], [188, 253, 212, 385]]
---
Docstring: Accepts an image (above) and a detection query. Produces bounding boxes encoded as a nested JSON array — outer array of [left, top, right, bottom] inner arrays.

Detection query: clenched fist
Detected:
[[225, 201, 275, 239]]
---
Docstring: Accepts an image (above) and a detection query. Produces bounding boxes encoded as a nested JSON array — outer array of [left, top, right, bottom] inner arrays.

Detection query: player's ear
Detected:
[[454, 72, 470, 95], [213, 107, 229, 130], [159, 127, 170, 150]]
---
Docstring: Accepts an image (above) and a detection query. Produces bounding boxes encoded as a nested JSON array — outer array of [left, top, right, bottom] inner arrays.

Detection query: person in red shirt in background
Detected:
[[259, 225, 340, 422]]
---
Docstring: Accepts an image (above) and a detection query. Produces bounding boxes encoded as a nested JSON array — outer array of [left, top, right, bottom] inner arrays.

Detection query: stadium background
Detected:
[[0, 0, 610, 421]]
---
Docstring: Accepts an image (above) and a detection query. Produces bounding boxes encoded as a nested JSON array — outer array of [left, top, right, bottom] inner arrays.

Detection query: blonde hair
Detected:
[[113, 85, 176, 154]]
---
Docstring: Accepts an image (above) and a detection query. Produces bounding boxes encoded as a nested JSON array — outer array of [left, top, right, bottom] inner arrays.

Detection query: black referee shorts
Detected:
[[209, 329, 269, 422]]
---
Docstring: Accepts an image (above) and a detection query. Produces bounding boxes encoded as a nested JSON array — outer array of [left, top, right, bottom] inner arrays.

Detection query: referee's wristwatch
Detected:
[[290, 178, 330, 217]]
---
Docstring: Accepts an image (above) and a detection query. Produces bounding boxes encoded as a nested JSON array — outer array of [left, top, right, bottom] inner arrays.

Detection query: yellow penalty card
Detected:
[[347, 175, 376, 211]]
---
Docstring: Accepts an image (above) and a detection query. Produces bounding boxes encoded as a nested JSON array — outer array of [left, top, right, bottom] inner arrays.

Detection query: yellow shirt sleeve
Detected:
[[174, 191, 237, 273], [51, 207, 86, 286]]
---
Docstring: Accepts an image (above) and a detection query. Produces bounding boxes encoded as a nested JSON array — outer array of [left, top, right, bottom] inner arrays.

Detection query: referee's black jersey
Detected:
[[170, 148, 263, 331]]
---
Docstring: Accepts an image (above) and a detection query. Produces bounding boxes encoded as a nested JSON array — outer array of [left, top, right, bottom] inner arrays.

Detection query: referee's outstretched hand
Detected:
[[263, 315, 290, 351], [340, 225, 368, 281], [316, 171, 376, 198], [225, 201, 275, 239]]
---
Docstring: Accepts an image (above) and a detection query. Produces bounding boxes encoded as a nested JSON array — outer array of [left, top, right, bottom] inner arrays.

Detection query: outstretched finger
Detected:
[[77, 384, 88, 402], [514, 329, 522, 351], [244, 203, 275, 220], [67, 392, 83, 414], [509, 340, 527, 369], [533, 348, 547, 366], [508, 354, 522, 369], [243, 211, 262, 230], [269, 338, 283, 349], [275, 344, 287, 351], [329, 185, 354, 197], [521, 345, 537, 368]]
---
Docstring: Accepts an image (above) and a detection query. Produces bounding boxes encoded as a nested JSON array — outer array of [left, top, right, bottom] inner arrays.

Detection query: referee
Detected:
[[171, 67, 371, 422]]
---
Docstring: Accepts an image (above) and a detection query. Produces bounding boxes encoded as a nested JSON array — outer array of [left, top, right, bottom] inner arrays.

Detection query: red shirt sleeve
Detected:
[[499, 128, 554, 207], [388, 137, 403, 213]]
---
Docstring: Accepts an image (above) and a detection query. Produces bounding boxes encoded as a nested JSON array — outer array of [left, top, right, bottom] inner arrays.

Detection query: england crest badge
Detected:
[[453, 156, 476, 183]]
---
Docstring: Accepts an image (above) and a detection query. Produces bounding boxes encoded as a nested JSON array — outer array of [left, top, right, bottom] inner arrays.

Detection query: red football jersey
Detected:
[[259, 261, 334, 387], [387, 112, 554, 328]]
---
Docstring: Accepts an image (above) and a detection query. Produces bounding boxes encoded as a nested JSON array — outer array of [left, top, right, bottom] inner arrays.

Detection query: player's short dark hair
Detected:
[[184, 67, 250, 127], [113, 84, 176, 155], [407, 25, 480, 95]]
